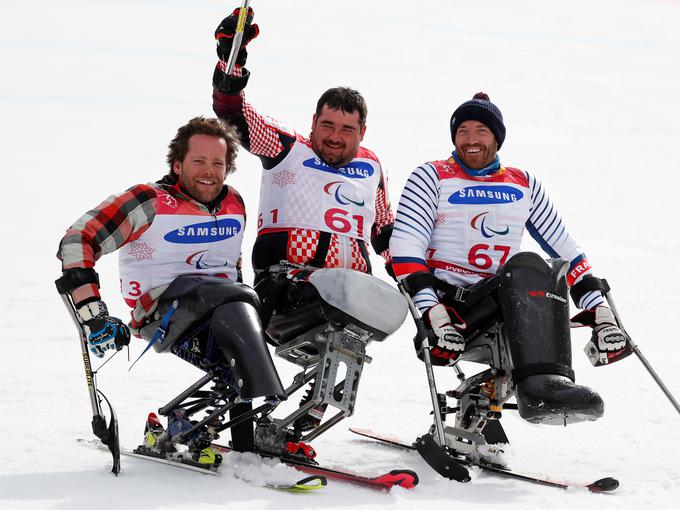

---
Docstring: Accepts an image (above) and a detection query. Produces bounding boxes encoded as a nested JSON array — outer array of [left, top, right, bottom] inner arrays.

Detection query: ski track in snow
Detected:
[[2, 1, 679, 509]]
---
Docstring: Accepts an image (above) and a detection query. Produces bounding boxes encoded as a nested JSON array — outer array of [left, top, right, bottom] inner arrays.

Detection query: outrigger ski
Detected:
[[77, 438, 327, 492], [349, 428, 619, 493], [211, 442, 418, 490]]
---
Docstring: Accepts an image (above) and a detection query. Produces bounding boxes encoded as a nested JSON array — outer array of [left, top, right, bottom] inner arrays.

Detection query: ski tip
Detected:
[[348, 427, 372, 437], [373, 469, 419, 490], [587, 477, 619, 493]]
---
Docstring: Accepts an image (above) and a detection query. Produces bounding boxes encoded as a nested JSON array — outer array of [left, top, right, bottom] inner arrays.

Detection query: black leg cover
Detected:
[[229, 401, 254, 452], [497, 252, 603, 425], [210, 302, 286, 399]]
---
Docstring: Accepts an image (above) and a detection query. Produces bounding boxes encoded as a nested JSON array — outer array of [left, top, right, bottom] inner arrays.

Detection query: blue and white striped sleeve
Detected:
[[524, 172, 605, 309], [390, 163, 441, 312]]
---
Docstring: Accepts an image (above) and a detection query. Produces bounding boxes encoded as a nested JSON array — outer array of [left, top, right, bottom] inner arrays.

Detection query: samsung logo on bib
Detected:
[[164, 218, 241, 244], [303, 157, 374, 179], [449, 185, 523, 205]]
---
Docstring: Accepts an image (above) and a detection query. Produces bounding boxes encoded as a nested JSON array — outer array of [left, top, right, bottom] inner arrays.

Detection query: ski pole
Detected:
[[605, 288, 680, 417], [224, 0, 251, 76], [55, 278, 121, 474], [398, 284, 472, 482], [398, 283, 447, 445]]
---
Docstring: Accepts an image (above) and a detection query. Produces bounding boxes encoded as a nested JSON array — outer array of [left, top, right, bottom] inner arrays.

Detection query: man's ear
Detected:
[[359, 124, 366, 141], [172, 160, 181, 176], [311, 113, 317, 131]]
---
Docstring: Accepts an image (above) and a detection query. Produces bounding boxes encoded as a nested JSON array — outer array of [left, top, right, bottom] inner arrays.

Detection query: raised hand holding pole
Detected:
[[224, 0, 251, 76]]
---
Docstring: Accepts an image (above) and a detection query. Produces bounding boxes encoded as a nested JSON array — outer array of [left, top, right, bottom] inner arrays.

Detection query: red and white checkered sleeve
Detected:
[[214, 62, 296, 161], [241, 100, 293, 158], [372, 165, 396, 261]]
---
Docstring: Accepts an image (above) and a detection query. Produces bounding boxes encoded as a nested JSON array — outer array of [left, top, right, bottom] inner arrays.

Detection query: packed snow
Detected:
[[2, 1, 679, 509]]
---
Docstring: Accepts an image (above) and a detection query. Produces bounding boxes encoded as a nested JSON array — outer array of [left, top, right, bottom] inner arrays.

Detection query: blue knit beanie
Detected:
[[450, 92, 506, 149]]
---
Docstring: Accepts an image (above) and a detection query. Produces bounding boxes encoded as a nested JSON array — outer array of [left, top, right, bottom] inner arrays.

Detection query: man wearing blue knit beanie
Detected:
[[449, 92, 506, 172], [388, 92, 631, 457]]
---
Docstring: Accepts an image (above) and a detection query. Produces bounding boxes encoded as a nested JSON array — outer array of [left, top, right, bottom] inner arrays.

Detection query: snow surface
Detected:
[[2, 0, 680, 509]]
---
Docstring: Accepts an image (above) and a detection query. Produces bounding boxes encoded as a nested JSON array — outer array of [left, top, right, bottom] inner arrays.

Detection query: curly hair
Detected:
[[165, 117, 240, 183]]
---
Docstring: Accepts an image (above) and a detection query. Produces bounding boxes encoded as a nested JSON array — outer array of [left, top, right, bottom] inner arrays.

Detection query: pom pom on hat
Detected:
[[450, 92, 505, 149]]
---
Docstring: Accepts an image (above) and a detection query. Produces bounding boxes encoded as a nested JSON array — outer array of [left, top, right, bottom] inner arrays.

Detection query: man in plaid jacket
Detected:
[[57, 117, 285, 456]]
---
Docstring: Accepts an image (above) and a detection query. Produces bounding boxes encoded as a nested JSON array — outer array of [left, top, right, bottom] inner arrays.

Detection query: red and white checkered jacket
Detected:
[[213, 67, 394, 274]]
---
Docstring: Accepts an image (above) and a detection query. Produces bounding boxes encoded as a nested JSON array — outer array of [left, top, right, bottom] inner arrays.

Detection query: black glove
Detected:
[[215, 7, 259, 66], [76, 300, 131, 358]]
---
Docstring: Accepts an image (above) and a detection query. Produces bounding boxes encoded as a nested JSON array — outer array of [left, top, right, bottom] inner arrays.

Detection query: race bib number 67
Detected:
[[467, 244, 511, 269]]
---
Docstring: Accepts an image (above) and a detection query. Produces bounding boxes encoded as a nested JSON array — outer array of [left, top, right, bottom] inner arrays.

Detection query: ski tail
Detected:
[[372, 470, 419, 489]]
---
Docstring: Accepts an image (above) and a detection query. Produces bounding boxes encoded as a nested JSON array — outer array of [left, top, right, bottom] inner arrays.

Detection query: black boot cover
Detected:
[[497, 252, 603, 425], [210, 302, 286, 399]]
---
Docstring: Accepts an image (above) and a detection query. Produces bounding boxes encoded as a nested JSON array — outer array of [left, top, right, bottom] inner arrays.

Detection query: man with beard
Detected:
[[390, 93, 629, 367], [57, 117, 286, 463], [211, 7, 394, 433], [212, 8, 393, 278]]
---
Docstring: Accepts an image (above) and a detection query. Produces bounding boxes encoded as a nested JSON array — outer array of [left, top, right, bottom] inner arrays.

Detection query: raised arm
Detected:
[[211, 8, 296, 170]]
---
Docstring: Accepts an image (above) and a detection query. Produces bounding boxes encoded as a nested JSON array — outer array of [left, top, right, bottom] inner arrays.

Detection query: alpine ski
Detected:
[[77, 438, 327, 492], [349, 428, 619, 493]]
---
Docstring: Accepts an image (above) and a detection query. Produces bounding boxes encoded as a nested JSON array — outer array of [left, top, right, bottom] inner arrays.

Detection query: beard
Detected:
[[310, 135, 359, 168], [179, 175, 222, 204], [457, 143, 497, 170]]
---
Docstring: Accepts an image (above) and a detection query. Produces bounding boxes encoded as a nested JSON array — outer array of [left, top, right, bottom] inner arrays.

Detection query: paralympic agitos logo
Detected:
[[323, 181, 365, 206], [470, 212, 509, 238], [303, 157, 374, 179], [164, 218, 242, 244], [185, 250, 230, 269]]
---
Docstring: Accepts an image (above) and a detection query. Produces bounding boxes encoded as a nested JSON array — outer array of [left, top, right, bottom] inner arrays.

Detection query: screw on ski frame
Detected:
[[602, 280, 680, 417], [224, 0, 251, 76], [55, 277, 121, 475], [398, 283, 471, 482]]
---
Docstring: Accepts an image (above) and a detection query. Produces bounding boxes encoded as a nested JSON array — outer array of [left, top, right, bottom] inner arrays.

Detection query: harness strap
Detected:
[[357, 240, 372, 274], [569, 276, 610, 304], [512, 362, 575, 383], [259, 276, 291, 330], [309, 232, 331, 268], [128, 300, 179, 370]]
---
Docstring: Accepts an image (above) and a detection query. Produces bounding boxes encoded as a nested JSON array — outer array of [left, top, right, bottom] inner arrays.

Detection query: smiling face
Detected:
[[172, 134, 228, 204], [454, 120, 498, 169], [310, 105, 366, 167]]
